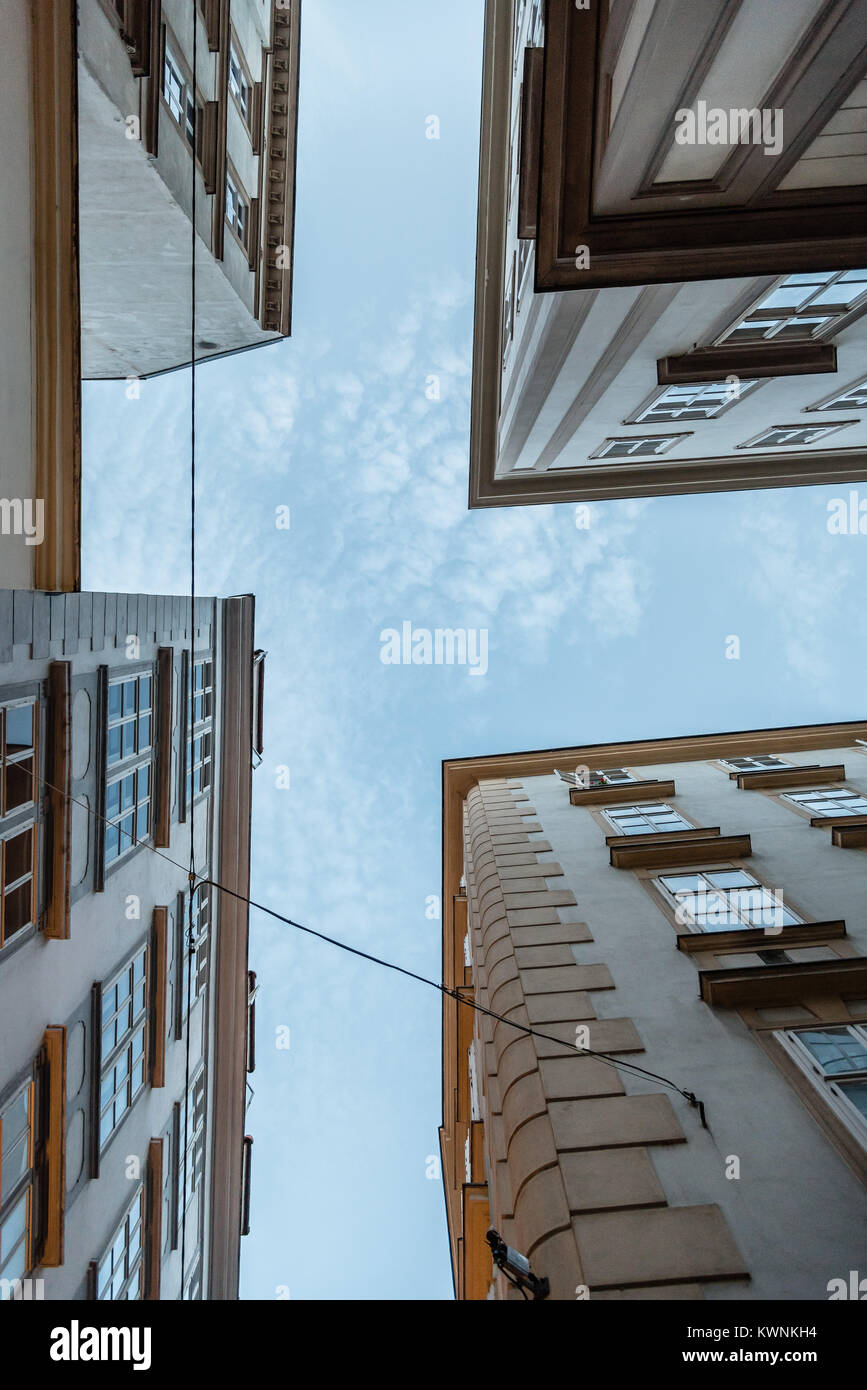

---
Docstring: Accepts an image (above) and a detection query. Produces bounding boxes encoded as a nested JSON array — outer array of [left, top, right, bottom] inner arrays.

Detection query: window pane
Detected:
[[797, 1027, 867, 1075], [4, 705, 33, 754], [839, 1080, 867, 1122], [706, 869, 756, 889], [5, 757, 34, 810]]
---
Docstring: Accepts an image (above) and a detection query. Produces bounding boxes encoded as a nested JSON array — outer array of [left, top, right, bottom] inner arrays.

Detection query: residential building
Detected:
[[0, 588, 262, 1300], [471, 0, 867, 506], [78, 0, 302, 379], [0, 0, 79, 591], [441, 723, 867, 1298]]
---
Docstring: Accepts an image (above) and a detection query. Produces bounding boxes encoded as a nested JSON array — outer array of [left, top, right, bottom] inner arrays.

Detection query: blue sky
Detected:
[[81, 0, 867, 1300]]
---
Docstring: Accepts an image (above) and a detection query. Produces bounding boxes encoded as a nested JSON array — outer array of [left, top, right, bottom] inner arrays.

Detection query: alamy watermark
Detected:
[[0, 498, 44, 547], [380, 622, 488, 677], [674, 101, 783, 157]]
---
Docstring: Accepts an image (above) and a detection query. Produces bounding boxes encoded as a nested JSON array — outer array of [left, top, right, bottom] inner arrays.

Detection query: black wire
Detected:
[[180, 0, 199, 1297], [34, 766, 708, 1118]]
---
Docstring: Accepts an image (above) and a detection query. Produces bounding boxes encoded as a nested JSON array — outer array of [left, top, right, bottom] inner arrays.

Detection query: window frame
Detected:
[[161, 29, 198, 152], [720, 755, 792, 773], [625, 379, 762, 426], [805, 373, 867, 414], [96, 1186, 146, 1301], [181, 882, 211, 1019], [225, 163, 251, 252], [737, 421, 857, 450], [228, 29, 254, 132], [603, 802, 693, 836], [654, 866, 802, 935], [0, 1076, 35, 1292], [778, 1024, 867, 1149], [589, 433, 692, 460], [104, 666, 155, 872], [782, 786, 867, 819], [184, 658, 214, 809], [98, 944, 149, 1153], [716, 270, 867, 346]]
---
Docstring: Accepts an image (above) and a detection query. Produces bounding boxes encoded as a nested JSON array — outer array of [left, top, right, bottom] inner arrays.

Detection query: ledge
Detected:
[[832, 823, 867, 848], [811, 813, 867, 830], [730, 763, 845, 790], [605, 826, 719, 849], [569, 779, 675, 807], [609, 832, 751, 870], [678, 919, 847, 955], [699, 956, 867, 1007], [658, 342, 836, 385]]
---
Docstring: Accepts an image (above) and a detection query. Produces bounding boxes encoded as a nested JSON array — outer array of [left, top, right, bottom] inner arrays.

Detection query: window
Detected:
[[0, 700, 38, 950], [656, 868, 800, 933], [718, 270, 867, 344], [105, 671, 153, 867], [604, 803, 691, 836], [502, 254, 516, 367], [781, 1025, 867, 1138], [186, 659, 214, 805], [556, 767, 637, 788], [785, 787, 867, 818], [163, 37, 197, 150], [1, 701, 36, 818], [722, 755, 790, 772], [629, 380, 760, 424], [228, 40, 252, 127], [100, 947, 148, 1149], [738, 422, 856, 449], [225, 171, 249, 248], [184, 1252, 203, 1301], [0, 1081, 34, 1292], [0, 825, 36, 949], [808, 375, 867, 413], [182, 884, 211, 1015], [97, 1187, 145, 1300], [591, 435, 689, 459], [182, 1067, 206, 1209]]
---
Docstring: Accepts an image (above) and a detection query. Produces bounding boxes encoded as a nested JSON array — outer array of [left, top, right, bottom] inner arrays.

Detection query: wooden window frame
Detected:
[[777, 1023, 867, 1150], [228, 28, 255, 135]]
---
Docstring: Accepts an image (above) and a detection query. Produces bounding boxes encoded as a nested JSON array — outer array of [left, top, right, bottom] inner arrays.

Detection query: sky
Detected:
[[81, 0, 867, 1300]]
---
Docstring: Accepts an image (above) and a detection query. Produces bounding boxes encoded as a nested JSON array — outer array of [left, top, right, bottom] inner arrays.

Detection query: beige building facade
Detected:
[[441, 724, 867, 1299]]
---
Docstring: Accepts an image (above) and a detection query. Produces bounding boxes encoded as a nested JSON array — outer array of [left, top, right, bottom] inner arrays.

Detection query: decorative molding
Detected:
[[517, 47, 543, 239], [677, 919, 847, 955], [259, 1, 301, 335]]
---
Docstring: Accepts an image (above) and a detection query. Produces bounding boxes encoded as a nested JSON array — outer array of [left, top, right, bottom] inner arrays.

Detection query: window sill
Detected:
[[609, 831, 750, 870], [699, 955, 867, 1008], [811, 812, 867, 830], [678, 918, 846, 955], [657, 341, 837, 385], [729, 763, 845, 790], [569, 778, 675, 807]]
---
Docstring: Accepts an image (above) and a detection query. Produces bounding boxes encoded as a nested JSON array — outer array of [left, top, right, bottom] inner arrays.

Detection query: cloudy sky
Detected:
[[81, 0, 867, 1299]]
